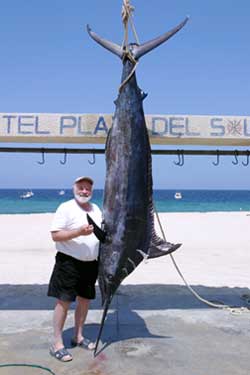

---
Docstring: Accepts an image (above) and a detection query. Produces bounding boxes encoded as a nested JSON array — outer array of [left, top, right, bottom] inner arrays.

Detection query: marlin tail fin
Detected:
[[87, 17, 189, 61]]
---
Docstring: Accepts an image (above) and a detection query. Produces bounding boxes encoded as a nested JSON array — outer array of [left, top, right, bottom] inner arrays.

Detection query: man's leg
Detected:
[[52, 299, 71, 353], [74, 296, 90, 342]]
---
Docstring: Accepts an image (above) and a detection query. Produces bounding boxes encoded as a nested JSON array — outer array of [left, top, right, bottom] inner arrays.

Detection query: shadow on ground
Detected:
[[0, 284, 249, 310], [62, 308, 170, 353]]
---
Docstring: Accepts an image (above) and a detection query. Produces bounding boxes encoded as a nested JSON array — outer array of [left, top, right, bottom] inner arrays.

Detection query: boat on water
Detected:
[[20, 191, 34, 199], [174, 192, 182, 200], [58, 190, 65, 196]]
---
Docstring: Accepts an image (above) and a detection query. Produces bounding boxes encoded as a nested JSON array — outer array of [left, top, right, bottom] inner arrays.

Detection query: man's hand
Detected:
[[51, 224, 94, 242], [78, 224, 94, 236]]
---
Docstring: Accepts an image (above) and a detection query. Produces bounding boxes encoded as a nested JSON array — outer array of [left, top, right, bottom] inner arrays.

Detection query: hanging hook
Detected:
[[242, 150, 250, 166], [174, 150, 184, 166], [60, 149, 67, 165], [212, 150, 220, 166], [37, 148, 45, 165], [88, 152, 96, 165], [232, 150, 239, 165]]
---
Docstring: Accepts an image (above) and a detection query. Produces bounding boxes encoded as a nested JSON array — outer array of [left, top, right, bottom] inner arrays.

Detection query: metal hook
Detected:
[[60, 149, 67, 165], [232, 150, 239, 165], [212, 150, 220, 166], [174, 150, 184, 166], [242, 150, 250, 166], [88, 152, 96, 165], [37, 148, 45, 165]]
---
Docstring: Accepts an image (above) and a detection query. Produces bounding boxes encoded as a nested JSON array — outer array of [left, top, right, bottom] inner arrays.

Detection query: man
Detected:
[[48, 176, 102, 362]]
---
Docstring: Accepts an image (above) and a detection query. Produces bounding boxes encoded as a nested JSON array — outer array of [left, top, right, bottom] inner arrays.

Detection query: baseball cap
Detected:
[[74, 176, 94, 185]]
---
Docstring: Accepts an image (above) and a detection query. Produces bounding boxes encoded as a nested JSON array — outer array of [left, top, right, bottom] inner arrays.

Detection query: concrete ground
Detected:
[[1, 212, 250, 374], [0, 284, 250, 375]]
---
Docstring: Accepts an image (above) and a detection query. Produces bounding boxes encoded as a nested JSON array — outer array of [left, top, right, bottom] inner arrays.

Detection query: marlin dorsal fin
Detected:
[[148, 233, 182, 259]]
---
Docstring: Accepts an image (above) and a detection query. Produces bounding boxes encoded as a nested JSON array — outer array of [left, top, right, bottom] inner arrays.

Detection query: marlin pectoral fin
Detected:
[[87, 214, 107, 243], [148, 237, 182, 259]]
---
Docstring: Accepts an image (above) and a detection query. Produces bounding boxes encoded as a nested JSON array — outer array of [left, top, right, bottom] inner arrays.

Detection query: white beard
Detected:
[[74, 193, 92, 204]]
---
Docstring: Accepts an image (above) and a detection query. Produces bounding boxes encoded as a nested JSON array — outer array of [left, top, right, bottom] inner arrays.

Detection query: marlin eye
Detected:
[[106, 235, 112, 244], [107, 274, 114, 282]]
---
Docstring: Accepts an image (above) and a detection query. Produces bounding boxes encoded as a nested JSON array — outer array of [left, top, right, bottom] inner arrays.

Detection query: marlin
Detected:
[[87, 16, 189, 354]]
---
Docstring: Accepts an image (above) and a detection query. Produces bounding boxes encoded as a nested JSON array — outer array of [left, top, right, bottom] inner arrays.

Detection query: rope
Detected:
[[122, 0, 131, 49], [121, 0, 139, 48], [119, 0, 140, 93], [118, 59, 138, 93], [0, 363, 56, 374], [154, 209, 250, 314]]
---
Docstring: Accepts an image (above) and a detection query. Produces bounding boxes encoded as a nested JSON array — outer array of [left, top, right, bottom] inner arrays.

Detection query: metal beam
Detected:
[[0, 146, 249, 156]]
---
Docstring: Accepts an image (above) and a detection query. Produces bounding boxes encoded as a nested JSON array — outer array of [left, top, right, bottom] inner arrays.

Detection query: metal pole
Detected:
[[0, 146, 250, 156]]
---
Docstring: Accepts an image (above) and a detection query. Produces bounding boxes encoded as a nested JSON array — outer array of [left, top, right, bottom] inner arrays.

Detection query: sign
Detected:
[[0, 113, 250, 145]]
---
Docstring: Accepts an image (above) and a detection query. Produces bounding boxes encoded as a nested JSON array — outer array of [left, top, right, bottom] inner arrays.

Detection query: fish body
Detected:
[[87, 16, 189, 353], [99, 58, 152, 302]]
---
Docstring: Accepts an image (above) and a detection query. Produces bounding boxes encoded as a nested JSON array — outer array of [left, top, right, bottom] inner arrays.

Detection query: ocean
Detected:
[[0, 189, 250, 214]]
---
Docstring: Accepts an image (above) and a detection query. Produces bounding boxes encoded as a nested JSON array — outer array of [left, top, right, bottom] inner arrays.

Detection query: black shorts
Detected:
[[47, 252, 98, 302]]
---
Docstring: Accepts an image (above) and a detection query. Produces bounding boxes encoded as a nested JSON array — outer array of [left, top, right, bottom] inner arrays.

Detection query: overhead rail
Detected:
[[0, 146, 249, 156]]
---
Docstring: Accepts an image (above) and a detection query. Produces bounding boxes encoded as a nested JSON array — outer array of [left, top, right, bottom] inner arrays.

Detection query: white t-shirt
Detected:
[[50, 199, 102, 261]]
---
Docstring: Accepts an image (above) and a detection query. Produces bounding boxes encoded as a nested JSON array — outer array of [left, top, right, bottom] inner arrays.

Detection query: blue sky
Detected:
[[0, 0, 250, 189]]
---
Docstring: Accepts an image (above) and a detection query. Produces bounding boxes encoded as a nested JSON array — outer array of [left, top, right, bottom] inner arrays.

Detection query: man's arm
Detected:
[[51, 224, 94, 242]]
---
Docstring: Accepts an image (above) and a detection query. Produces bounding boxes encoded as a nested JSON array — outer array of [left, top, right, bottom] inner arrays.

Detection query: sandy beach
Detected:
[[1, 211, 250, 288]]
